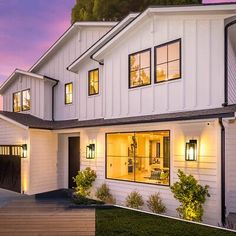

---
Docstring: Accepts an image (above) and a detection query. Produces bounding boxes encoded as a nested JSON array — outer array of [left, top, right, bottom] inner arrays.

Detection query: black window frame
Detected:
[[21, 89, 31, 112], [88, 68, 99, 96], [12, 91, 21, 113], [128, 48, 152, 89], [65, 82, 73, 105], [154, 38, 182, 84], [105, 130, 171, 187]]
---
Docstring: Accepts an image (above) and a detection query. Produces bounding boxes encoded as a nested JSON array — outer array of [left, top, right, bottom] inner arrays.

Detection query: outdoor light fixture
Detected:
[[185, 139, 197, 161], [86, 144, 95, 159], [21, 144, 27, 158]]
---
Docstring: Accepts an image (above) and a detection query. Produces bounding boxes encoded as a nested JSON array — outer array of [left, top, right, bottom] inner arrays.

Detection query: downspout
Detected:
[[223, 19, 236, 107], [52, 81, 59, 121], [219, 118, 226, 225], [90, 55, 104, 65]]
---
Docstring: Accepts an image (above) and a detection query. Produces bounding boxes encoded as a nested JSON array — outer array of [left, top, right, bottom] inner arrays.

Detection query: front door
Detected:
[[68, 137, 80, 189]]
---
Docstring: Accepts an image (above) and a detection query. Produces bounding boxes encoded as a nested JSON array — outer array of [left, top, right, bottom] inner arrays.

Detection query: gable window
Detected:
[[13, 92, 21, 112], [88, 69, 99, 96], [65, 83, 73, 104], [22, 89, 30, 111], [129, 49, 151, 88], [155, 39, 181, 83]]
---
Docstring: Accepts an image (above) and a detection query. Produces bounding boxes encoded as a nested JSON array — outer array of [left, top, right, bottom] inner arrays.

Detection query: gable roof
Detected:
[[0, 69, 58, 94], [0, 105, 235, 130], [67, 13, 139, 72], [29, 21, 117, 73], [93, 4, 236, 61]]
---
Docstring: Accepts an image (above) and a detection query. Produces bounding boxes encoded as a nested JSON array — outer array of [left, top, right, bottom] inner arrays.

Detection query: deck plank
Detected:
[[0, 199, 95, 236]]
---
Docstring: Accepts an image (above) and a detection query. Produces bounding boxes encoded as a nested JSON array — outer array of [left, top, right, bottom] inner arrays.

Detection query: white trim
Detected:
[[93, 4, 236, 60], [29, 22, 117, 73], [0, 69, 54, 94], [0, 114, 28, 130], [68, 14, 138, 72]]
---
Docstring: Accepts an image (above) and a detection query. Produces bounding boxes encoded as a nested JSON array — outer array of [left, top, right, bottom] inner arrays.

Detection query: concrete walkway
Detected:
[[0, 189, 95, 236]]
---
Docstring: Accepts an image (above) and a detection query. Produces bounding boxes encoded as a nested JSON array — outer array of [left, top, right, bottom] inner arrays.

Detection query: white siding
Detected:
[[101, 15, 225, 119], [228, 37, 236, 105], [2, 75, 53, 120], [77, 119, 221, 225], [28, 129, 58, 195], [226, 120, 236, 214], [35, 26, 112, 121]]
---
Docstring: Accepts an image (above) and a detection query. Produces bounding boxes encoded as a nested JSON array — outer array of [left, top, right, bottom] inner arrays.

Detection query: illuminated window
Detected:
[[88, 69, 99, 96], [155, 39, 181, 83], [13, 92, 21, 112], [65, 83, 73, 104], [129, 49, 151, 88], [106, 131, 170, 186], [22, 89, 30, 111]]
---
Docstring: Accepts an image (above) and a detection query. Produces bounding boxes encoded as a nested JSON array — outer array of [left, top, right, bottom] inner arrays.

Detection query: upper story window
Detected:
[[65, 83, 73, 104], [129, 49, 151, 88], [155, 39, 181, 83], [88, 69, 99, 96], [13, 92, 21, 112], [22, 89, 30, 111]]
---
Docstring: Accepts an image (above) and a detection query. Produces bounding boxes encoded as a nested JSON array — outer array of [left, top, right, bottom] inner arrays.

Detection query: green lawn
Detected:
[[96, 207, 236, 236]]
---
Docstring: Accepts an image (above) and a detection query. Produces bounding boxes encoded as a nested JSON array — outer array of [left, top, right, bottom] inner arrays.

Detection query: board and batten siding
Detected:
[[28, 129, 58, 195], [228, 37, 236, 105], [35, 26, 112, 121], [77, 120, 221, 225], [2, 74, 53, 120], [101, 15, 226, 119], [225, 120, 236, 214]]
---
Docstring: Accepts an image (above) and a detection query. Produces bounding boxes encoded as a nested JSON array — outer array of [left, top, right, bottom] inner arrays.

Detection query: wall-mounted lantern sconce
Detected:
[[86, 144, 95, 159], [21, 144, 27, 158], [185, 139, 197, 161]]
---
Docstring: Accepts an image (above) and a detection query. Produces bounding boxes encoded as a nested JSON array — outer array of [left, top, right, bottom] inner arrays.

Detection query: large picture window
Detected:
[[65, 83, 73, 104], [129, 49, 151, 88], [88, 69, 99, 96], [22, 89, 30, 111], [13, 92, 21, 112], [155, 39, 181, 83], [106, 131, 170, 186]]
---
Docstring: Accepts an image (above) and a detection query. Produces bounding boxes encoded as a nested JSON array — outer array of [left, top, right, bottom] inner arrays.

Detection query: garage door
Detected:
[[0, 145, 21, 193]]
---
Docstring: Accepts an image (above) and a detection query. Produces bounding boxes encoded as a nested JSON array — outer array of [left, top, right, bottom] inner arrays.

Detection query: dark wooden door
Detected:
[[0, 156, 21, 193], [68, 137, 80, 189]]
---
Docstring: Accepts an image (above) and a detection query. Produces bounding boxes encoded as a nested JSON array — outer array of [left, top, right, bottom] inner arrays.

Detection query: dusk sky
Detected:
[[0, 0, 75, 86]]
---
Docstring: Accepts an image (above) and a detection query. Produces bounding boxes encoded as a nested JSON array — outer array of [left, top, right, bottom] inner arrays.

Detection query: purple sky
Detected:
[[0, 0, 75, 85]]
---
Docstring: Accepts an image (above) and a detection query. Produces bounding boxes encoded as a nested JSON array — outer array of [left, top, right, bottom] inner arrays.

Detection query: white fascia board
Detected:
[[0, 114, 28, 130], [93, 4, 236, 60], [67, 14, 138, 72], [0, 69, 45, 94], [29, 22, 117, 73]]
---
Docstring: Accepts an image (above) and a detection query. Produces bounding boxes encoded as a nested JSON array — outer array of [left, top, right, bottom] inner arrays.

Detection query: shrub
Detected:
[[73, 167, 97, 197], [170, 169, 210, 222], [95, 183, 116, 204], [147, 193, 166, 214], [126, 191, 144, 209], [72, 194, 104, 205]]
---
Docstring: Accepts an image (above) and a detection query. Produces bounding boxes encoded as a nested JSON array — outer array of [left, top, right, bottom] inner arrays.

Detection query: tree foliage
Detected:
[[71, 0, 201, 23]]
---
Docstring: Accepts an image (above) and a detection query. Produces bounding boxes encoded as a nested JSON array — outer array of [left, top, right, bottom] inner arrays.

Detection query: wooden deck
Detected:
[[0, 199, 95, 236]]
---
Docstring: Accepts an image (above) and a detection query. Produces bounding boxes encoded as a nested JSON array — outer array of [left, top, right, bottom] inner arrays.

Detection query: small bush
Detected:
[[73, 167, 97, 197], [72, 194, 104, 205], [147, 193, 166, 214], [95, 183, 116, 204], [170, 169, 210, 222], [126, 191, 144, 209]]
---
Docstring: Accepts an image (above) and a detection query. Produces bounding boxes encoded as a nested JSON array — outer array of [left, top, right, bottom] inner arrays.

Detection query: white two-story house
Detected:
[[0, 4, 236, 226]]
